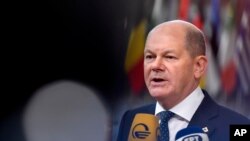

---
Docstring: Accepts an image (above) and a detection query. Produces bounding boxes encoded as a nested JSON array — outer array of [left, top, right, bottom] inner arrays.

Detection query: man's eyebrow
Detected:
[[162, 49, 175, 54], [144, 48, 175, 54], [144, 49, 153, 53]]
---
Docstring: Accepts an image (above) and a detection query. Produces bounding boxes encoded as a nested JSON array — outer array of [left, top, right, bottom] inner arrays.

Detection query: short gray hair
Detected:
[[185, 27, 206, 57]]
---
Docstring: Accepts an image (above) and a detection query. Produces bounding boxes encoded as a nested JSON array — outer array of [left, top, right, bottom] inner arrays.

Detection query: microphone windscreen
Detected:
[[175, 126, 209, 141], [128, 113, 159, 141]]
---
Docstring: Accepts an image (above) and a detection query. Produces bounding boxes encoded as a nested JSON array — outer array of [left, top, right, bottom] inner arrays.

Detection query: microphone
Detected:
[[128, 113, 160, 141], [175, 126, 209, 141]]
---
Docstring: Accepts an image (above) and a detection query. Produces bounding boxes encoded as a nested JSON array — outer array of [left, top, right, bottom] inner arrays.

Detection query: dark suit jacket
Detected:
[[116, 90, 250, 141]]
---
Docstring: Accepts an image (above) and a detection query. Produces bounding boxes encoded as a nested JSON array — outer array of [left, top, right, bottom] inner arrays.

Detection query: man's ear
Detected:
[[194, 55, 208, 79]]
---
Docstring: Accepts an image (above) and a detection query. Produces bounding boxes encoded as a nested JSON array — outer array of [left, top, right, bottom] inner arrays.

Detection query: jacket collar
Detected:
[[188, 89, 218, 137]]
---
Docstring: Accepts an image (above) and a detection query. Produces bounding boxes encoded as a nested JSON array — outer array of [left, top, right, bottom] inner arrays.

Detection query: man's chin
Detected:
[[149, 90, 166, 98]]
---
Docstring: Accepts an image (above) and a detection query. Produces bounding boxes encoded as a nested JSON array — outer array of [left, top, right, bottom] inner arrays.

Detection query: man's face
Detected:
[[144, 27, 196, 104]]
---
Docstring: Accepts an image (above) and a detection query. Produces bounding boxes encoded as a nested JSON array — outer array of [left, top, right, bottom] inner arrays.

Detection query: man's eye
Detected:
[[165, 56, 176, 59], [145, 55, 153, 59]]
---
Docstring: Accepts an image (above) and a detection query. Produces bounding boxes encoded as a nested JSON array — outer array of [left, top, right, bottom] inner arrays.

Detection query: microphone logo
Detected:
[[182, 135, 202, 141], [128, 113, 159, 141], [132, 123, 151, 139]]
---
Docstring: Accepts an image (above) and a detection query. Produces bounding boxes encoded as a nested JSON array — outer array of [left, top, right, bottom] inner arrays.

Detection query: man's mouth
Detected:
[[152, 78, 165, 82], [150, 78, 166, 87]]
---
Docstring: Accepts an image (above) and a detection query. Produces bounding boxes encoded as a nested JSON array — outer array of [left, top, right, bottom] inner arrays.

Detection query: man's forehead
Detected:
[[149, 20, 199, 35]]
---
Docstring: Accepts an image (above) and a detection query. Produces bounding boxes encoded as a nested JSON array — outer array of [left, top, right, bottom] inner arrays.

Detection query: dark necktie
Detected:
[[157, 111, 175, 141]]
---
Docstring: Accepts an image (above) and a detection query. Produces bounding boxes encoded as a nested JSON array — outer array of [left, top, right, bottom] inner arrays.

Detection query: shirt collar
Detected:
[[155, 87, 204, 122]]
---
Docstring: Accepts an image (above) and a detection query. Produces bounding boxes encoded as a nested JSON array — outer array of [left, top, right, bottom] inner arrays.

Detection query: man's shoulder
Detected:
[[197, 89, 249, 124], [124, 103, 156, 116], [217, 104, 250, 124], [119, 103, 156, 128], [132, 103, 155, 110]]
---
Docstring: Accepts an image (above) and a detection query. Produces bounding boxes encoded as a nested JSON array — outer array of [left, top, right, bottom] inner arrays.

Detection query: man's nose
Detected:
[[152, 57, 164, 71]]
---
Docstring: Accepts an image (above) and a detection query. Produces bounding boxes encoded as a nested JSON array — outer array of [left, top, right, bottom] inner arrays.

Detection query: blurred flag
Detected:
[[178, 0, 190, 20], [124, 20, 147, 95], [202, 0, 222, 97], [210, 0, 220, 57], [232, 4, 250, 115], [218, 1, 237, 95], [234, 10, 250, 96], [204, 40, 221, 98], [150, 0, 178, 26]]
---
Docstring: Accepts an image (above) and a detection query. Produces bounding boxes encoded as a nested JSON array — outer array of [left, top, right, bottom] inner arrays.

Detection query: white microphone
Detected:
[[128, 113, 160, 141], [175, 126, 209, 141]]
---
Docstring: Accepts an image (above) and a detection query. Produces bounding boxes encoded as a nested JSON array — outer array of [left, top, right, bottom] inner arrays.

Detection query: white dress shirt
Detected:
[[155, 87, 204, 141]]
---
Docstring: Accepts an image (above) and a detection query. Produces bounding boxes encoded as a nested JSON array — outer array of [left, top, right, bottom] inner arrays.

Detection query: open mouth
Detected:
[[152, 78, 165, 82], [151, 78, 165, 83]]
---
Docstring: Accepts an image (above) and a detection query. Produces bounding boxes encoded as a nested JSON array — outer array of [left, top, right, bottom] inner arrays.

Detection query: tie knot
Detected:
[[157, 111, 175, 122]]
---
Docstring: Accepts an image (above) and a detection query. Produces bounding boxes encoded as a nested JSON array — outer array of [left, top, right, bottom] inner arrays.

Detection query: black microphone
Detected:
[[175, 126, 209, 141], [128, 113, 160, 141]]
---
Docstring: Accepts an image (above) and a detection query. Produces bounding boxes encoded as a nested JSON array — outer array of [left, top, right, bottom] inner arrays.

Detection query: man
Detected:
[[116, 20, 250, 141]]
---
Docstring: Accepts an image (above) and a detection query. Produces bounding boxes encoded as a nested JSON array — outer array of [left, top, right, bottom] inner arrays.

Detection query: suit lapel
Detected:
[[188, 90, 219, 137]]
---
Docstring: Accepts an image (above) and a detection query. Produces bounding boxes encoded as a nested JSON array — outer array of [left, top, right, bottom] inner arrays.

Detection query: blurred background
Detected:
[[2, 0, 249, 141]]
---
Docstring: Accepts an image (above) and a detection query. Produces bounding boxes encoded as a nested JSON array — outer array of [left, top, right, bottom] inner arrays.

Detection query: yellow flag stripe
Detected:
[[125, 20, 147, 72]]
